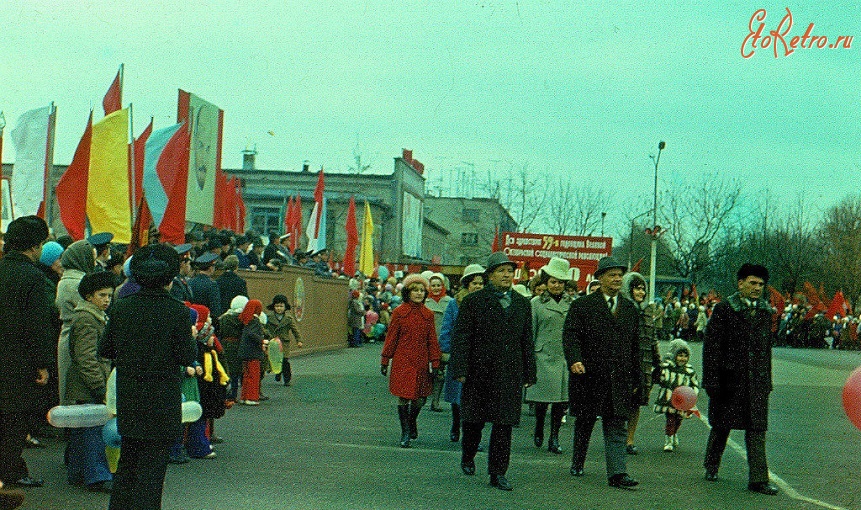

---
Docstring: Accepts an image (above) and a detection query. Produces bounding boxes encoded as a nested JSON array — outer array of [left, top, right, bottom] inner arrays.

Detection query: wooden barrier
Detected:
[[238, 266, 349, 356]]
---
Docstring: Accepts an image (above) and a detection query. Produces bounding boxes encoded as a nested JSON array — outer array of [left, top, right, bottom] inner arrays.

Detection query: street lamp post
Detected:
[[648, 141, 666, 304], [601, 212, 606, 237]]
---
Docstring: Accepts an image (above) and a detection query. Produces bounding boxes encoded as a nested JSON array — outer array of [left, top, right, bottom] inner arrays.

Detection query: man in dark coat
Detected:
[[563, 256, 641, 489], [216, 254, 248, 315], [169, 244, 195, 302], [702, 263, 778, 495], [450, 252, 536, 491], [0, 216, 55, 488], [98, 244, 196, 509], [188, 252, 223, 318]]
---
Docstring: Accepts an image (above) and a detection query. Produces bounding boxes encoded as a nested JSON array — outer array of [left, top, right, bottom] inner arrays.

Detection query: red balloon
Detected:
[[842, 367, 861, 430], [671, 385, 698, 411]]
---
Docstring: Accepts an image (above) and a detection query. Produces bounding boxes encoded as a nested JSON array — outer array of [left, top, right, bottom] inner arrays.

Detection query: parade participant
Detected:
[[216, 255, 248, 314], [218, 296, 248, 404], [98, 243, 197, 510], [169, 244, 195, 302], [619, 271, 661, 455], [188, 252, 223, 318], [703, 263, 778, 495], [424, 273, 453, 412], [438, 264, 484, 442], [38, 241, 64, 285], [233, 235, 251, 269], [0, 216, 55, 489], [347, 290, 365, 347], [381, 274, 441, 448], [238, 300, 266, 405], [56, 240, 97, 413], [654, 339, 699, 452], [64, 271, 116, 492], [526, 258, 574, 455], [87, 232, 113, 273], [265, 295, 303, 386], [451, 252, 536, 491], [563, 256, 640, 489]]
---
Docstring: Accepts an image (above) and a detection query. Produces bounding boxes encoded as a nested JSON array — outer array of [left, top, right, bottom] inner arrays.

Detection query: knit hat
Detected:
[[39, 241, 64, 266], [189, 304, 210, 331], [4, 215, 48, 252], [230, 295, 249, 314], [402, 274, 430, 291]]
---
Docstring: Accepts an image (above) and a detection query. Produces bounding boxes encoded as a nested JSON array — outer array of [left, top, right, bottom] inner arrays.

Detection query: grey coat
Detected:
[[525, 293, 572, 403], [562, 291, 641, 419], [703, 293, 773, 431], [450, 286, 536, 425]]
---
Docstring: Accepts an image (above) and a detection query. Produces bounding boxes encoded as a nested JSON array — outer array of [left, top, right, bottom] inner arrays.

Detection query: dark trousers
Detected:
[[704, 427, 769, 484], [0, 410, 29, 482], [109, 437, 171, 510], [665, 413, 683, 436], [461, 422, 512, 476], [570, 414, 627, 478]]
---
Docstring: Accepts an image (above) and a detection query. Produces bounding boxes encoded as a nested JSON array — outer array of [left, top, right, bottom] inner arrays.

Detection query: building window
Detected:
[[462, 208, 479, 222], [250, 207, 282, 236], [461, 232, 478, 246]]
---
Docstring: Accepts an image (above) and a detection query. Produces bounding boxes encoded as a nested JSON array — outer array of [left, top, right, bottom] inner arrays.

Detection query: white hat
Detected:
[[460, 264, 486, 286], [429, 272, 447, 289], [512, 283, 531, 298], [540, 257, 573, 281], [420, 270, 434, 281]]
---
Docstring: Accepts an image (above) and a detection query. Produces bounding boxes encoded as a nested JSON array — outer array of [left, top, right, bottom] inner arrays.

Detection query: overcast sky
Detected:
[[2, 1, 859, 236]]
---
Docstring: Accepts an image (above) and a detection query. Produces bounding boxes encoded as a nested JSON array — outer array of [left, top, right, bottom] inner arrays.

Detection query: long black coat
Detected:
[[562, 291, 640, 419], [216, 270, 248, 315], [0, 252, 59, 413], [98, 287, 196, 442], [188, 274, 223, 318], [703, 293, 773, 431], [449, 287, 536, 425]]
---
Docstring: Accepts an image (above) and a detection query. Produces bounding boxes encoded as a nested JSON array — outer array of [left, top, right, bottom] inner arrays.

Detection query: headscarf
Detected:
[[60, 240, 96, 274], [239, 299, 263, 325], [230, 295, 249, 314]]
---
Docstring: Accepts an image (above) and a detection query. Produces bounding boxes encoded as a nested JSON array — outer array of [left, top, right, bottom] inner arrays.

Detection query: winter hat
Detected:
[[460, 264, 486, 286], [594, 256, 626, 278], [189, 304, 210, 331], [420, 270, 434, 281], [4, 215, 48, 252], [130, 244, 180, 288], [619, 272, 647, 305], [429, 272, 447, 290], [666, 338, 691, 361], [485, 252, 517, 273], [188, 307, 198, 326], [239, 299, 263, 325], [77, 271, 117, 299], [540, 257, 574, 281], [402, 274, 430, 291], [39, 241, 64, 266], [737, 263, 769, 284], [512, 283, 531, 298], [230, 295, 249, 314]]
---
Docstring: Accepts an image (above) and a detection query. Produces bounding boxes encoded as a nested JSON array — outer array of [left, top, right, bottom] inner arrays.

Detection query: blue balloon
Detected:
[[373, 323, 386, 337], [102, 417, 122, 448], [378, 266, 390, 281]]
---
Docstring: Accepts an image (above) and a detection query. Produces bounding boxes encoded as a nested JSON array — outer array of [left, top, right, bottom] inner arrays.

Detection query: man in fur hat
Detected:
[[702, 263, 778, 495]]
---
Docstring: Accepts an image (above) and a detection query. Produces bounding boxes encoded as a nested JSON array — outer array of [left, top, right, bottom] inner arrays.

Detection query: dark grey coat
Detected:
[[702, 293, 773, 431], [98, 287, 196, 442], [449, 286, 536, 425], [562, 290, 641, 419]]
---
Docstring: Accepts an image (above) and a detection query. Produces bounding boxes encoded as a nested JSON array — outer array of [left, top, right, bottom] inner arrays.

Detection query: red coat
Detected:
[[381, 302, 441, 400]]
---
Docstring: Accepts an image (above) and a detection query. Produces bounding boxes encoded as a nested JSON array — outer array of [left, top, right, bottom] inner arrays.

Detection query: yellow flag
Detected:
[[88, 108, 131, 243], [359, 200, 374, 275]]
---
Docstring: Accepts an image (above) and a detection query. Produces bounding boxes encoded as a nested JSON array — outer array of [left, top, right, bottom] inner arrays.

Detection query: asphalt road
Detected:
[[16, 341, 861, 509]]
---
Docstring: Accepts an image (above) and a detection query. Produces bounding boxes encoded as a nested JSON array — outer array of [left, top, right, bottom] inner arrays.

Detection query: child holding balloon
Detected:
[[653, 339, 700, 452]]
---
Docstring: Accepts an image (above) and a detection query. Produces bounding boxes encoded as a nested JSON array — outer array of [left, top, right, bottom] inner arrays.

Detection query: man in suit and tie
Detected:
[[563, 256, 642, 489]]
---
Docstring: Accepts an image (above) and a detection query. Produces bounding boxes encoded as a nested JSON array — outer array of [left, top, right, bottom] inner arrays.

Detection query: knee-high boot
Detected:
[[397, 405, 411, 448], [548, 403, 565, 454], [533, 403, 548, 447], [450, 403, 461, 442], [409, 401, 420, 440], [431, 376, 444, 411], [282, 359, 292, 386]]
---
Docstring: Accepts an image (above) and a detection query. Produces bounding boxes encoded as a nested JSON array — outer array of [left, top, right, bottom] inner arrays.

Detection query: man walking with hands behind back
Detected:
[[702, 263, 778, 495], [563, 256, 641, 490]]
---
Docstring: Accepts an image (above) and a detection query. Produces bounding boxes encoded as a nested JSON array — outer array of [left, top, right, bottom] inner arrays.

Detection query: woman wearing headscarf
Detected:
[[238, 299, 266, 405], [619, 271, 661, 455], [57, 240, 97, 406], [424, 273, 453, 412], [525, 258, 574, 454], [265, 294, 303, 386], [218, 295, 248, 404], [380, 274, 441, 448], [438, 264, 485, 442]]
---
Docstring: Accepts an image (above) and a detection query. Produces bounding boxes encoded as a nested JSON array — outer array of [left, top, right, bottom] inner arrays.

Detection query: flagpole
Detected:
[[129, 103, 136, 225], [44, 103, 57, 223], [0, 111, 4, 231]]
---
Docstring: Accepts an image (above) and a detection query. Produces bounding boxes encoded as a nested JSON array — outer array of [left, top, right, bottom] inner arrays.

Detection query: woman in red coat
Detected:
[[381, 274, 441, 448]]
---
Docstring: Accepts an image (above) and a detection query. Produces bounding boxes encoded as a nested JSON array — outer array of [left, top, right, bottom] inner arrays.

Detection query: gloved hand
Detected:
[[381, 365, 388, 376]]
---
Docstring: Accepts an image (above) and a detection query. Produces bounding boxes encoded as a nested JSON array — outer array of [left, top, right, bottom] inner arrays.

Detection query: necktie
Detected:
[[608, 297, 614, 312]]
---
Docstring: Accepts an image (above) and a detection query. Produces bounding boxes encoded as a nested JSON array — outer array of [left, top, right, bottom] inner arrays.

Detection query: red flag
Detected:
[[769, 286, 785, 313], [343, 196, 358, 276], [284, 196, 294, 235], [103, 68, 122, 116], [56, 111, 92, 240], [130, 120, 152, 218], [127, 123, 153, 254], [491, 225, 500, 252], [631, 257, 644, 273], [825, 290, 848, 319], [291, 194, 303, 252], [157, 123, 190, 245], [691, 283, 699, 303], [233, 177, 246, 232]]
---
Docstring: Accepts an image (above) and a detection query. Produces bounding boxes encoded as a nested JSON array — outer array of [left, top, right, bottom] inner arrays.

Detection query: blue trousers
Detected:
[[67, 426, 112, 486]]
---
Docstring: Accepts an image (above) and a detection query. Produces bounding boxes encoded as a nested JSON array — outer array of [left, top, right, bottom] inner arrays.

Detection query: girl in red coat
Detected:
[[381, 274, 441, 448]]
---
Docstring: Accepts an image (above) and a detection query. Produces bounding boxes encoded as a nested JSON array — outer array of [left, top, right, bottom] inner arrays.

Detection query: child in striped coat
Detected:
[[654, 339, 699, 452]]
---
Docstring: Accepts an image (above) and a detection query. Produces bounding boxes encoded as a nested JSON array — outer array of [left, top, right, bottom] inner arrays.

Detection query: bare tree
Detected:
[[504, 163, 546, 232], [660, 175, 742, 282], [820, 194, 861, 300]]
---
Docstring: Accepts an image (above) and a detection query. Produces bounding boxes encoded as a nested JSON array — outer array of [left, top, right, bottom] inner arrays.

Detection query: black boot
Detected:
[[450, 403, 461, 442], [283, 359, 292, 386], [533, 403, 547, 448], [409, 401, 420, 440], [430, 377, 444, 412], [397, 405, 411, 448], [548, 403, 564, 454]]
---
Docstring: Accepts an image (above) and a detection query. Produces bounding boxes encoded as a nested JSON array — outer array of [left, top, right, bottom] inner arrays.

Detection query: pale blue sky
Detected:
[[2, 1, 859, 235]]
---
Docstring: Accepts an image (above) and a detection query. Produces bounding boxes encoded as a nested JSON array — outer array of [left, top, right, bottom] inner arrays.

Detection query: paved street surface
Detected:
[[17, 341, 861, 509]]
